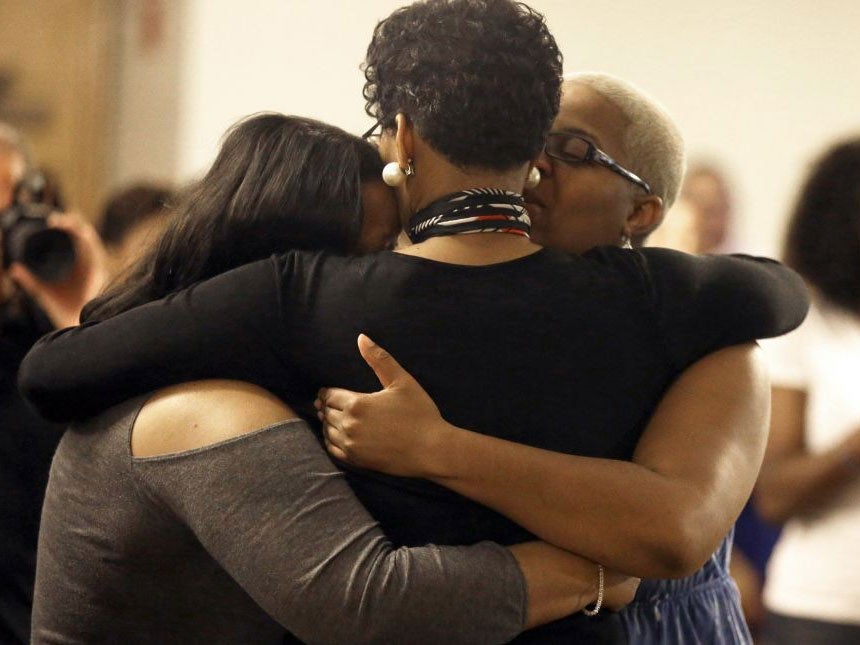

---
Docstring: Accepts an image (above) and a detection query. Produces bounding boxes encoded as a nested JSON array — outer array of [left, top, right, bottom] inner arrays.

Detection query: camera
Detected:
[[0, 172, 76, 283]]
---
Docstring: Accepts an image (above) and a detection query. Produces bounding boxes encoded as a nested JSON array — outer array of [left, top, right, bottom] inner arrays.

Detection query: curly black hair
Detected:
[[362, 0, 562, 170], [784, 137, 860, 312]]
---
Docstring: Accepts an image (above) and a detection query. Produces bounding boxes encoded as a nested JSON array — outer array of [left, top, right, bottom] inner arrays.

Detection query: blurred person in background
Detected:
[[0, 123, 71, 644], [13, 182, 175, 330], [0, 124, 65, 343], [1, 124, 108, 331], [647, 161, 736, 254], [680, 162, 736, 254], [0, 122, 110, 644], [756, 137, 860, 644], [0, 121, 54, 645], [98, 182, 174, 277]]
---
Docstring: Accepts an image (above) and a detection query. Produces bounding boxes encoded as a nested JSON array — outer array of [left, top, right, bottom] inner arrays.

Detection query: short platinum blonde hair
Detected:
[[564, 72, 686, 210]]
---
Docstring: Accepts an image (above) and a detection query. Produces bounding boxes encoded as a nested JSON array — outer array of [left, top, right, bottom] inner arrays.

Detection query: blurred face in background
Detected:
[[0, 149, 24, 288], [682, 171, 732, 253], [0, 148, 23, 210], [105, 212, 171, 277]]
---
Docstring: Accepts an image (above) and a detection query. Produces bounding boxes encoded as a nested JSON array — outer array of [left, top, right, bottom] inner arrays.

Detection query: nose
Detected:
[[534, 149, 552, 178]]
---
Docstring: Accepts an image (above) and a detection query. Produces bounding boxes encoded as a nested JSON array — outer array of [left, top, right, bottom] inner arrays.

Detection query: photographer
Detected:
[[0, 123, 107, 644]]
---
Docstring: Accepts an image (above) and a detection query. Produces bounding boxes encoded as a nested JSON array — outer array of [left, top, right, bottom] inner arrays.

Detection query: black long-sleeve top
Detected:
[[19, 246, 809, 643]]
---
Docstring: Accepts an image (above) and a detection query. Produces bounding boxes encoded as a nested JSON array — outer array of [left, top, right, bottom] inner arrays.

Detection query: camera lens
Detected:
[[2, 207, 77, 282], [19, 227, 76, 282]]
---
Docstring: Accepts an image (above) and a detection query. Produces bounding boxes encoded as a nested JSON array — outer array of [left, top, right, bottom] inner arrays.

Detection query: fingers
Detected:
[[323, 432, 348, 462], [319, 406, 351, 462], [315, 387, 357, 411], [314, 393, 347, 444], [321, 415, 344, 446], [8, 261, 48, 297], [357, 333, 410, 389], [47, 211, 86, 232], [318, 404, 344, 430]]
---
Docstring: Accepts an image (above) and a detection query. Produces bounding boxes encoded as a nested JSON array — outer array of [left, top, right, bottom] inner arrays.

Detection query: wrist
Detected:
[[422, 420, 468, 481], [510, 542, 597, 628], [581, 564, 604, 616]]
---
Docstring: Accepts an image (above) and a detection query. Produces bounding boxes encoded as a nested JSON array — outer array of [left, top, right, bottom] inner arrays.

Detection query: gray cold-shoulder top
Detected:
[[31, 397, 526, 644]]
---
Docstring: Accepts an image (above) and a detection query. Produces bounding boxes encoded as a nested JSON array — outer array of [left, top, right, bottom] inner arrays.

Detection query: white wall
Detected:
[[112, 0, 184, 187], [117, 0, 860, 256], [174, 0, 407, 179]]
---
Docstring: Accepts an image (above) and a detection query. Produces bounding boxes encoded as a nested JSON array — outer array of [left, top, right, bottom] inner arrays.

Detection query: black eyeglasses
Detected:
[[545, 132, 651, 194]]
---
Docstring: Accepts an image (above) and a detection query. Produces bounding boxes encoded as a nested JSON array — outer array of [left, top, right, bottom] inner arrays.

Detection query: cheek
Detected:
[[357, 183, 401, 252], [543, 178, 629, 252], [543, 218, 613, 254], [0, 180, 13, 209], [356, 216, 390, 253]]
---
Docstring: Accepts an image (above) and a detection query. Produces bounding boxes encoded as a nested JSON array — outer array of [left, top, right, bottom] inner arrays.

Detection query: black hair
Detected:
[[98, 183, 174, 247], [83, 113, 384, 322], [784, 137, 860, 313], [362, 0, 562, 170]]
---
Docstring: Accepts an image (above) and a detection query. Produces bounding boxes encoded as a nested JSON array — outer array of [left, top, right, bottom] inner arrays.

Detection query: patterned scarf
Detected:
[[407, 188, 531, 243]]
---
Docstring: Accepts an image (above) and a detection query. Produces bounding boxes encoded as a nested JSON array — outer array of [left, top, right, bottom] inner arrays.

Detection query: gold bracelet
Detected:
[[582, 563, 604, 616]]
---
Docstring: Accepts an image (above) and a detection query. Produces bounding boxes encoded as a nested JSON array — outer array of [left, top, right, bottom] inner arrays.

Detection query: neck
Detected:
[[396, 230, 541, 265], [391, 137, 537, 261], [408, 173, 526, 213], [403, 137, 528, 215], [406, 188, 530, 243], [395, 189, 541, 264]]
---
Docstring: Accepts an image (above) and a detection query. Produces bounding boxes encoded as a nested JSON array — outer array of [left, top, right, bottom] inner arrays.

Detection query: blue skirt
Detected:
[[620, 528, 751, 644]]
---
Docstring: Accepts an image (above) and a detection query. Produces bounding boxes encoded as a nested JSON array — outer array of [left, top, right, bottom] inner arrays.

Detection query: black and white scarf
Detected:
[[407, 188, 531, 243]]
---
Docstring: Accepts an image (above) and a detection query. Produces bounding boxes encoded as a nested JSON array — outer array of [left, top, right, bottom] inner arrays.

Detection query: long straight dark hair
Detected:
[[83, 113, 384, 322]]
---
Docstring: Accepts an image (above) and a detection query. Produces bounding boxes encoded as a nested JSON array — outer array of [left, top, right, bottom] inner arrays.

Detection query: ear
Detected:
[[393, 113, 415, 170], [626, 195, 664, 242]]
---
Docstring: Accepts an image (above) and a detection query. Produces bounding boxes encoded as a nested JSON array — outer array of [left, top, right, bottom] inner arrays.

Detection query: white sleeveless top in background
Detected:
[[760, 299, 860, 625]]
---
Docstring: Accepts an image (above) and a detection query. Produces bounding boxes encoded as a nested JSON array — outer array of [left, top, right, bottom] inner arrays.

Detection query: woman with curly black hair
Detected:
[[22, 1, 807, 642], [361, 0, 561, 172], [756, 138, 860, 644]]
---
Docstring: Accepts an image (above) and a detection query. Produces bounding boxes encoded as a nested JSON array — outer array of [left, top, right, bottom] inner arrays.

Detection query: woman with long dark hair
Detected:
[[21, 1, 807, 642], [84, 113, 398, 321]]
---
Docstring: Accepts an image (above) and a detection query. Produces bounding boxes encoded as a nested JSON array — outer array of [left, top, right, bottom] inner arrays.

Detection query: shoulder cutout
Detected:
[[132, 380, 298, 458]]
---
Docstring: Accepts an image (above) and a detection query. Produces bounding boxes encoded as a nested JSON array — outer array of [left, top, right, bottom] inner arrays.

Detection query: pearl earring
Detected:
[[525, 166, 541, 189], [620, 233, 633, 249], [382, 160, 415, 187]]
